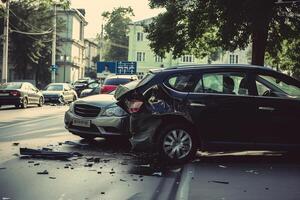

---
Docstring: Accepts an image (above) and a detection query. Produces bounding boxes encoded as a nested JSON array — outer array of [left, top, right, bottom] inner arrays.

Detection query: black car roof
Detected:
[[151, 64, 275, 73]]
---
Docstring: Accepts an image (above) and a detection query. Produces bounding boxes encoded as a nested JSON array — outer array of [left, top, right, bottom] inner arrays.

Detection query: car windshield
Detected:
[[74, 80, 88, 84], [0, 83, 22, 89], [45, 85, 63, 91]]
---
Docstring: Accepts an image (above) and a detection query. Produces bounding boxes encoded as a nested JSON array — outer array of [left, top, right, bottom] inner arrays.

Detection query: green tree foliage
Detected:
[[101, 7, 134, 61], [146, 0, 300, 67], [0, 0, 69, 85]]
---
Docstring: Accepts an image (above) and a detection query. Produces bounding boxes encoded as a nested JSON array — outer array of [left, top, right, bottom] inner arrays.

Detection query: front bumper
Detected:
[[44, 96, 60, 103], [64, 110, 130, 137]]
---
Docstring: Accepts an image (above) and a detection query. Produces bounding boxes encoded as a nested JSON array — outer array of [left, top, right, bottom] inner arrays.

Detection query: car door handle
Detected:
[[259, 106, 275, 111], [190, 103, 206, 107]]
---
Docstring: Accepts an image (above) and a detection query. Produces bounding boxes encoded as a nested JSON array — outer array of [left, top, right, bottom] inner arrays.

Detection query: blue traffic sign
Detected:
[[116, 61, 137, 75]]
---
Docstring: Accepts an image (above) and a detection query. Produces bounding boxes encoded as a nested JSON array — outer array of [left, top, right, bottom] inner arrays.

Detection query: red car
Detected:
[[100, 75, 138, 94]]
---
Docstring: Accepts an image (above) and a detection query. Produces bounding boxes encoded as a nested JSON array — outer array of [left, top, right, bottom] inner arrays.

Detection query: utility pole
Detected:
[[1, 0, 9, 83], [51, 4, 57, 83], [99, 23, 104, 62]]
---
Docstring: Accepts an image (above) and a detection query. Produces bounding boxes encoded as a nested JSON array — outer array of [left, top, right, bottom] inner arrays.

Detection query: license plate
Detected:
[[0, 93, 9, 96], [73, 119, 91, 128]]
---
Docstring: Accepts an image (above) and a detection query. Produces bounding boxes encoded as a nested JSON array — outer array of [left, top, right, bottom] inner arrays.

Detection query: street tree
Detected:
[[146, 0, 300, 66], [101, 7, 134, 61], [0, 0, 69, 86]]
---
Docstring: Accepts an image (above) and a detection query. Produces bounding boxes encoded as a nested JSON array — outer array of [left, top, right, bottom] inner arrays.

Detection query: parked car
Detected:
[[100, 75, 138, 94], [115, 64, 300, 163], [73, 78, 95, 96], [65, 80, 139, 139], [79, 81, 101, 98], [0, 82, 44, 108], [42, 83, 77, 103]]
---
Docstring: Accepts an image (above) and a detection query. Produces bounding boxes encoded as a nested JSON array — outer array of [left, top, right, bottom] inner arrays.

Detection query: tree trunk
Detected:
[[251, 28, 268, 66], [251, 0, 274, 66]]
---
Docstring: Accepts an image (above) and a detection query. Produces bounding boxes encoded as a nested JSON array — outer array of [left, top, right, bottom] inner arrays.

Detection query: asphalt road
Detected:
[[0, 105, 300, 200]]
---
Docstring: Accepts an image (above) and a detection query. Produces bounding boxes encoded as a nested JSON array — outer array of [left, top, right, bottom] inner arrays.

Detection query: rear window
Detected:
[[45, 85, 63, 91], [166, 74, 194, 92], [104, 78, 132, 85], [0, 83, 22, 89]]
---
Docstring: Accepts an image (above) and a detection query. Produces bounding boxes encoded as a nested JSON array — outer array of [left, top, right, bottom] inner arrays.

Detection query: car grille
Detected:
[[74, 104, 101, 117]]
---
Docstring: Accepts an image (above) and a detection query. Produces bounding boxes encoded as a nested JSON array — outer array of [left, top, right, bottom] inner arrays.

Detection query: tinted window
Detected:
[[45, 85, 63, 91], [257, 74, 300, 97], [167, 74, 194, 92], [0, 83, 22, 89], [104, 78, 132, 86], [198, 72, 248, 95]]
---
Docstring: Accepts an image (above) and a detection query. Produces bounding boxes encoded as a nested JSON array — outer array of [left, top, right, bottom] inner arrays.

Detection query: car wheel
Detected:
[[38, 97, 43, 107], [21, 98, 28, 109], [59, 96, 65, 104], [157, 124, 198, 164]]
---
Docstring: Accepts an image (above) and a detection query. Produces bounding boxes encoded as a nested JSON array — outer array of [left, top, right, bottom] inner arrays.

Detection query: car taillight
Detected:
[[10, 91, 20, 97], [101, 85, 117, 94], [128, 100, 143, 113]]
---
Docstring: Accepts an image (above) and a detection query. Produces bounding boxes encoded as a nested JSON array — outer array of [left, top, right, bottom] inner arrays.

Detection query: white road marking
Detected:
[[0, 115, 64, 129], [176, 164, 195, 200]]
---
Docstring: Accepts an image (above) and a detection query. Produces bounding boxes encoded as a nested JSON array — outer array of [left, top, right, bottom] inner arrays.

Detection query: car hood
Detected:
[[42, 91, 63, 95], [75, 94, 116, 107]]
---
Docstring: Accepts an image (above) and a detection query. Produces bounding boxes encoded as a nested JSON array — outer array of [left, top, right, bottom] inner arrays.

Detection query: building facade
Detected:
[[56, 8, 88, 83], [128, 18, 251, 73], [84, 38, 99, 77]]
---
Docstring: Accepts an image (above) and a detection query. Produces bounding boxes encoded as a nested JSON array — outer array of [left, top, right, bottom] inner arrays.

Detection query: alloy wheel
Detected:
[[163, 129, 192, 159]]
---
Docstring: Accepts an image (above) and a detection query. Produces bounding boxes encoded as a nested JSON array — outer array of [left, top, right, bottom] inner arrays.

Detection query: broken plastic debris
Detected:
[[218, 165, 227, 168], [209, 180, 229, 184], [139, 164, 151, 168], [37, 170, 49, 175], [2, 197, 11, 200], [49, 177, 56, 179], [64, 141, 89, 147], [246, 170, 259, 174], [12, 142, 19, 146], [20, 148, 83, 160], [0, 167, 7, 170], [152, 172, 162, 177]]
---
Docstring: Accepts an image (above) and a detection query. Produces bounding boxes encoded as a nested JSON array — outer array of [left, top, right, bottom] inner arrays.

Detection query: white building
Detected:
[[56, 8, 88, 83], [128, 18, 251, 73], [84, 38, 99, 77]]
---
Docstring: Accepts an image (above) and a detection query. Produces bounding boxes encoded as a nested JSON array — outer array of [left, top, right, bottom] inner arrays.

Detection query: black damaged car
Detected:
[[115, 64, 300, 163]]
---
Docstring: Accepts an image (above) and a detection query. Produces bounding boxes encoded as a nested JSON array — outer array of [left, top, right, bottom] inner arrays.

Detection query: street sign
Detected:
[[96, 62, 116, 74], [50, 65, 58, 72], [116, 61, 137, 75]]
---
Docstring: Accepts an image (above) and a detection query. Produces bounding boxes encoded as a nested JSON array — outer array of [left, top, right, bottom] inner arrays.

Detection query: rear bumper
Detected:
[[0, 97, 23, 105], [64, 110, 130, 137]]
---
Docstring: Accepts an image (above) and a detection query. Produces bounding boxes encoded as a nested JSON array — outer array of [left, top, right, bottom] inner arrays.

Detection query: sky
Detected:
[[70, 0, 164, 38]]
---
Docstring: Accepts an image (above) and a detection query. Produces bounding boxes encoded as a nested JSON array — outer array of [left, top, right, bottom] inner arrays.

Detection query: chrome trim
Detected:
[[259, 106, 275, 111]]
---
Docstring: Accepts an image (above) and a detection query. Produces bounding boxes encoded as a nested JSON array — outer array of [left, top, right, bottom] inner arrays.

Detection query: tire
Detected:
[[157, 124, 198, 164], [38, 97, 43, 107], [21, 98, 28, 109]]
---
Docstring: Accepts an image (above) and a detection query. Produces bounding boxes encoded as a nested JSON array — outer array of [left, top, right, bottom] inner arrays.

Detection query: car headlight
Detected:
[[69, 102, 75, 113], [101, 106, 127, 117]]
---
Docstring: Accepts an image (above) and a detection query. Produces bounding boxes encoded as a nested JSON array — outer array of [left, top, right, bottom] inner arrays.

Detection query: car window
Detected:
[[167, 74, 194, 92], [257, 74, 300, 97], [197, 72, 249, 95], [46, 85, 63, 91], [256, 81, 271, 96], [0, 83, 22, 89], [104, 78, 132, 85]]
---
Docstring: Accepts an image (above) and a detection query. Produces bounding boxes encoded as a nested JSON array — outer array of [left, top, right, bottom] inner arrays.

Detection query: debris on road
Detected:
[[120, 179, 127, 182], [139, 164, 151, 168], [218, 165, 227, 168], [20, 148, 83, 160], [49, 177, 56, 179], [33, 163, 40, 166], [37, 170, 49, 175], [209, 180, 229, 184], [12, 142, 19, 146], [0, 167, 7, 170], [245, 170, 259, 174], [84, 163, 93, 167], [152, 172, 162, 177], [64, 141, 89, 147]]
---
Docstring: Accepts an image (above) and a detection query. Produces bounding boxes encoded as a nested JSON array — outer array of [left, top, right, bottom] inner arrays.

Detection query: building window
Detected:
[[137, 32, 144, 41], [229, 54, 239, 64], [155, 55, 163, 62], [137, 52, 145, 62], [181, 55, 195, 63]]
